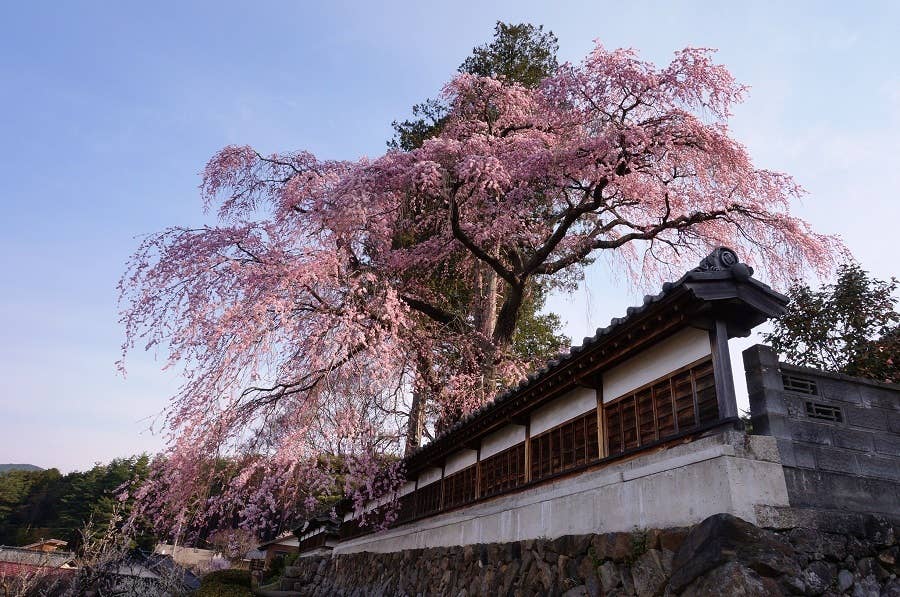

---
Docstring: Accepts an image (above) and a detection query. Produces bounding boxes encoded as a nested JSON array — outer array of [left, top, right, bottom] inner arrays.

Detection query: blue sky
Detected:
[[1, 1, 897, 472]]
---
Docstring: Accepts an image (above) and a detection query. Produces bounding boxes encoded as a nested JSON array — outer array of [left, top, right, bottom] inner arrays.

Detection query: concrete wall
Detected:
[[530, 386, 597, 435], [602, 327, 711, 402], [333, 431, 789, 554], [743, 344, 900, 517]]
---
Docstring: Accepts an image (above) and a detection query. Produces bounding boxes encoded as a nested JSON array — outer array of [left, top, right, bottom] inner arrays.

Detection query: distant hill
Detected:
[[0, 464, 43, 473]]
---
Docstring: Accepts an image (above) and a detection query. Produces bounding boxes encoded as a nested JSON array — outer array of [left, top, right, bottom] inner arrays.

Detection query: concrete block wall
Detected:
[[743, 344, 900, 516]]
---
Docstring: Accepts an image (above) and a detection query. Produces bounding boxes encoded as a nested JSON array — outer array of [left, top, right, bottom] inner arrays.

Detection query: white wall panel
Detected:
[[417, 466, 443, 488], [444, 449, 477, 475], [480, 425, 526, 459], [530, 386, 598, 435], [602, 327, 711, 403]]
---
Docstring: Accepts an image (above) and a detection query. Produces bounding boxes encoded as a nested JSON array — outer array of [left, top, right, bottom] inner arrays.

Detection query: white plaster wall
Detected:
[[602, 327, 711, 403], [398, 481, 416, 497], [333, 432, 789, 555], [480, 425, 526, 459], [445, 449, 477, 475], [530, 386, 597, 435], [417, 466, 443, 488]]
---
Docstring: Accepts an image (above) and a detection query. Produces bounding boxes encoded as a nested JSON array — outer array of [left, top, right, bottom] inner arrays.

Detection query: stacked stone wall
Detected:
[[279, 512, 900, 596]]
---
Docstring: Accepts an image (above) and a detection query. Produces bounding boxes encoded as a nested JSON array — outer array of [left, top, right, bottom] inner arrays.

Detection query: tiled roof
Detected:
[[403, 247, 787, 469], [0, 546, 75, 568]]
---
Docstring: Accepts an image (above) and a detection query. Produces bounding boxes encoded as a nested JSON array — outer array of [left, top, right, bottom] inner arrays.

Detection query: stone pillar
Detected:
[[742, 344, 797, 466]]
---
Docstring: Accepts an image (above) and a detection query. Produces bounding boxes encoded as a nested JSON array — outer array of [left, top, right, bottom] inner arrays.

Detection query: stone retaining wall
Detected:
[[278, 511, 899, 596]]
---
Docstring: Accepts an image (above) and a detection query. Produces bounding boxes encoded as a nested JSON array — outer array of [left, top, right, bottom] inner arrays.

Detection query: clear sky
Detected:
[[1, 1, 897, 473]]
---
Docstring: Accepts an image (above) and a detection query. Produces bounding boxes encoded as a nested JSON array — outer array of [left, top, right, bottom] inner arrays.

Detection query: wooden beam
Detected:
[[709, 319, 738, 419]]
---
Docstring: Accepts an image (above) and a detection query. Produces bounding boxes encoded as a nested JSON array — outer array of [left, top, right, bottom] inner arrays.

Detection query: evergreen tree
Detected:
[[764, 263, 899, 383]]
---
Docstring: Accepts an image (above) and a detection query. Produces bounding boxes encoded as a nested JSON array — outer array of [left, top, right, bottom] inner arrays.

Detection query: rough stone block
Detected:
[[788, 528, 847, 561], [814, 446, 860, 474], [801, 560, 837, 594], [658, 528, 689, 552], [591, 532, 632, 561], [668, 513, 797, 592], [845, 406, 889, 431], [630, 549, 672, 597], [874, 435, 900, 457], [833, 428, 876, 453]]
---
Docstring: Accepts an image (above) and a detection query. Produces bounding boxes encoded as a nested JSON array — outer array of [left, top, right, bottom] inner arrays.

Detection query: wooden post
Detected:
[[524, 421, 532, 482], [596, 385, 607, 459], [709, 319, 739, 420], [475, 446, 481, 499]]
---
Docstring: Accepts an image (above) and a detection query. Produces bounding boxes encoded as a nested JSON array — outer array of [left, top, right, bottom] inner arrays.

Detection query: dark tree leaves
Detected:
[[389, 21, 559, 151], [764, 263, 899, 383]]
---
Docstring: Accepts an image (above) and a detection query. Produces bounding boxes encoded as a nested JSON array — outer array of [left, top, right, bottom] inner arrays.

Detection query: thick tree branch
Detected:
[[448, 192, 518, 287], [535, 207, 734, 275]]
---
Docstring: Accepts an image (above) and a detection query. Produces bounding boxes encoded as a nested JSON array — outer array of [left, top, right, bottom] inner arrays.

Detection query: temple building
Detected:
[[290, 247, 900, 558]]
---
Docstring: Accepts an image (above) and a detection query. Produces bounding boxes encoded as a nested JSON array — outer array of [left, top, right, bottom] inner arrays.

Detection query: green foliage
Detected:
[[388, 98, 448, 152], [459, 22, 558, 86], [511, 281, 570, 365], [0, 455, 150, 547], [389, 21, 558, 151], [195, 569, 251, 597], [764, 263, 899, 383], [627, 528, 649, 564]]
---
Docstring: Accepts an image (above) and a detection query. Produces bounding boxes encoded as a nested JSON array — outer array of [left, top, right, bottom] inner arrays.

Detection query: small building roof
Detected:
[[0, 546, 76, 569], [292, 511, 342, 538], [256, 532, 299, 550], [21, 539, 68, 551]]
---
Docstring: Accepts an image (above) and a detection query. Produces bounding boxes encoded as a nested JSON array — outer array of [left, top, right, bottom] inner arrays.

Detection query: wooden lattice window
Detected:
[[416, 481, 443, 517], [783, 375, 818, 395], [529, 410, 600, 482], [396, 491, 417, 523], [805, 401, 843, 423], [442, 465, 477, 510], [479, 443, 526, 498], [693, 360, 718, 425], [605, 357, 718, 457]]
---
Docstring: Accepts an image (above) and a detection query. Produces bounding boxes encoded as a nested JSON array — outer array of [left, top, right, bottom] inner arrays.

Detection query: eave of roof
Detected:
[[401, 247, 787, 475]]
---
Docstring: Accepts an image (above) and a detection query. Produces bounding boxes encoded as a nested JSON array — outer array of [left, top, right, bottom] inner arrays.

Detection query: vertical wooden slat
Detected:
[[670, 377, 678, 434], [524, 421, 531, 483], [596, 386, 607, 459], [690, 368, 700, 428], [475, 446, 481, 500]]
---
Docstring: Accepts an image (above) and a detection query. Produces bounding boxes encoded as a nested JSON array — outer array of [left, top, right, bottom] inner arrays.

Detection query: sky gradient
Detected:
[[1, 1, 897, 473]]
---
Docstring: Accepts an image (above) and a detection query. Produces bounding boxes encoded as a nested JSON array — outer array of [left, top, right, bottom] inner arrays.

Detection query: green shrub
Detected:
[[195, 569, 251, 597]]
